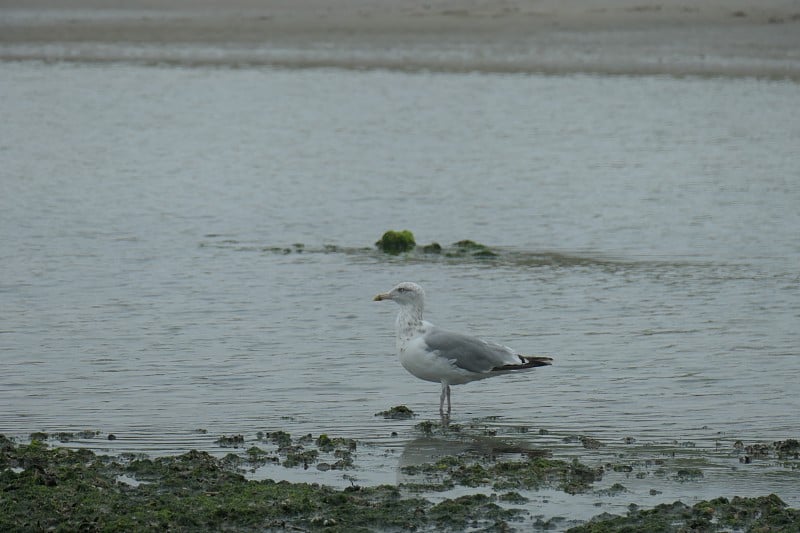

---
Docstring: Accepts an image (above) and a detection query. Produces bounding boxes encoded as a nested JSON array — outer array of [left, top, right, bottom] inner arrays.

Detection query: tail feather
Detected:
[[492, 355, 553, 372]]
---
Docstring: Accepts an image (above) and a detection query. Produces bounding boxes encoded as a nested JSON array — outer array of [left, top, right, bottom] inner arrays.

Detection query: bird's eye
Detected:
[[397, 287, 406, 292]]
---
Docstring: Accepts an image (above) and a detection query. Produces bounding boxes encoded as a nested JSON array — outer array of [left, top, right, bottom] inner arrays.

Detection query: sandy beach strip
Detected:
[[1, 0, 800, 78]]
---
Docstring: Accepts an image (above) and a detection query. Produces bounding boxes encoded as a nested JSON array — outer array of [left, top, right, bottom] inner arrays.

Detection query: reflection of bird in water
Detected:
[[374, 282, 553, 417], [396, 435, 549, 485]]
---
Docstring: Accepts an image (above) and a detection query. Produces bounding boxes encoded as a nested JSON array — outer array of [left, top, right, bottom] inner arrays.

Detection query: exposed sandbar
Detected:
[[2, 1, 799, 77]]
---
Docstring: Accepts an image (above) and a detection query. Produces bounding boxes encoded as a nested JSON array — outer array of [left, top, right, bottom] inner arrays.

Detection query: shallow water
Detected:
[[1, 61, 799, 518]]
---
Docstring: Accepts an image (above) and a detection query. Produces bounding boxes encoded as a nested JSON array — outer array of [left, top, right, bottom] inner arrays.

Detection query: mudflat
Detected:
[[1, 0, 799, 77]]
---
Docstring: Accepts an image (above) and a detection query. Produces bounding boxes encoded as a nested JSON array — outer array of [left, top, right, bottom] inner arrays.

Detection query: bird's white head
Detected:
[[373, 282, 425, 307]]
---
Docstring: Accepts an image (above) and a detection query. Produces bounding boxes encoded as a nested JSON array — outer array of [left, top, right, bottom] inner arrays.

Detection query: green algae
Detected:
[[429, 493, 523, 530], [244, 446, 279, 468], [26, 430, 108, 443], [263, 430, 292, 448], [415, 420, 438, 435], [215, 434, 245, 448], [453, 239, 485, 250], [448, 239, 498, 258], [234, 431, 358, 471], [563, 434, 604, 449], [375, 230, 416, 254], [316, 434, 357, 453], [4, 429, 800, 532], [498, 491, 529, 504], [774, 439, 800, 459], [414, 419, 463, 436], [402, 454, 601, 494], [283, 449, 319, 468], [375, 405, 416, 420], [579, 436, 604, 449], [594, 483, 629, 496], [567, 494, 800, 533], [202, 233, 684, 273], [674, 467, 704, 482], [0, 436, 527, 532], [735, 438, 800, 466]]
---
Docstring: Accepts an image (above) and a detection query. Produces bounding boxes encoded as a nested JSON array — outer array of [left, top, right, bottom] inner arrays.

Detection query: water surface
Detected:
[[1, 61, 799, 517]]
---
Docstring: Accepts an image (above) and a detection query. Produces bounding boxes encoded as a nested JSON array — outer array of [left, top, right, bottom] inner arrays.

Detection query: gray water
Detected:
[[1, 61, 799, 519]]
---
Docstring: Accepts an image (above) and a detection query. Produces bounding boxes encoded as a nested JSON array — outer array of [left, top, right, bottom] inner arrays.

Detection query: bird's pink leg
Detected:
[[439, 383, 452, 416]]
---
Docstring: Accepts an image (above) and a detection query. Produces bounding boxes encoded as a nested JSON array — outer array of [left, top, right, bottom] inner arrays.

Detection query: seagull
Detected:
[[374, 282, 553, 416]]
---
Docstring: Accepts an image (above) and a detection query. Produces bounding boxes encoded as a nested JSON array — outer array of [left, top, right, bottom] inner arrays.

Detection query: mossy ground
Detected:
[[0, 435, 522, 532], [401, 454, 601, 495], [567, 494, 800, 533], [3, 431, 798, 532]]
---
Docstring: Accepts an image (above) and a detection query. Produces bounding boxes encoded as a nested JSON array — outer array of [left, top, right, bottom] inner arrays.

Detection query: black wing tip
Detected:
[[492, 355, 554, 372], [523, 356, 554, 367]]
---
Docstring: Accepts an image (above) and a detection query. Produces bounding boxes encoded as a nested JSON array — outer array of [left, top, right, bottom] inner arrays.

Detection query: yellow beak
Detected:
[[373, 293, 390, 301]]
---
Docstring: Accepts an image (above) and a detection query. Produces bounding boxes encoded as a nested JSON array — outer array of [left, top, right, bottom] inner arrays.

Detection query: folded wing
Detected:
[[423, 327, 552, 374]]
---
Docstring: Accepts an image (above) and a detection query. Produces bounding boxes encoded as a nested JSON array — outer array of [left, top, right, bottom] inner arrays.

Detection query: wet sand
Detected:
[[2, 0, 800, 77]]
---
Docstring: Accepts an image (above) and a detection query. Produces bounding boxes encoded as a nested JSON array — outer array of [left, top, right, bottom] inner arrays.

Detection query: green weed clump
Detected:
[[567, 494, 800, 533], [375, 405, 416, 419], [448, 239, 498, 258], [375, 230, 416, 254], [2, 436, 516, 532], [402, 454, 601, 494]]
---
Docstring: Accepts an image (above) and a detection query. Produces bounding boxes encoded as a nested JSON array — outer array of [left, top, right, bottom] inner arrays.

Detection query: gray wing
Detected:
[[422, 327, 521, 374]]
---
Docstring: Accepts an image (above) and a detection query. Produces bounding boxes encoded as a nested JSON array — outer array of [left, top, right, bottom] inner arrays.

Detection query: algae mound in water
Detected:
[[375, 405, 416, 419], [775, 438, 800, 458], [375, 230, 416, 254], [265, 431, 292, 448], [449, 239, 498, 258], [422, 242, 442, 253]]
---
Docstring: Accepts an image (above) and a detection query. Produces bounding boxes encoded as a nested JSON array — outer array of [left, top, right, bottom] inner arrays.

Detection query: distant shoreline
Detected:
[[2, 0, 800, 78]]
